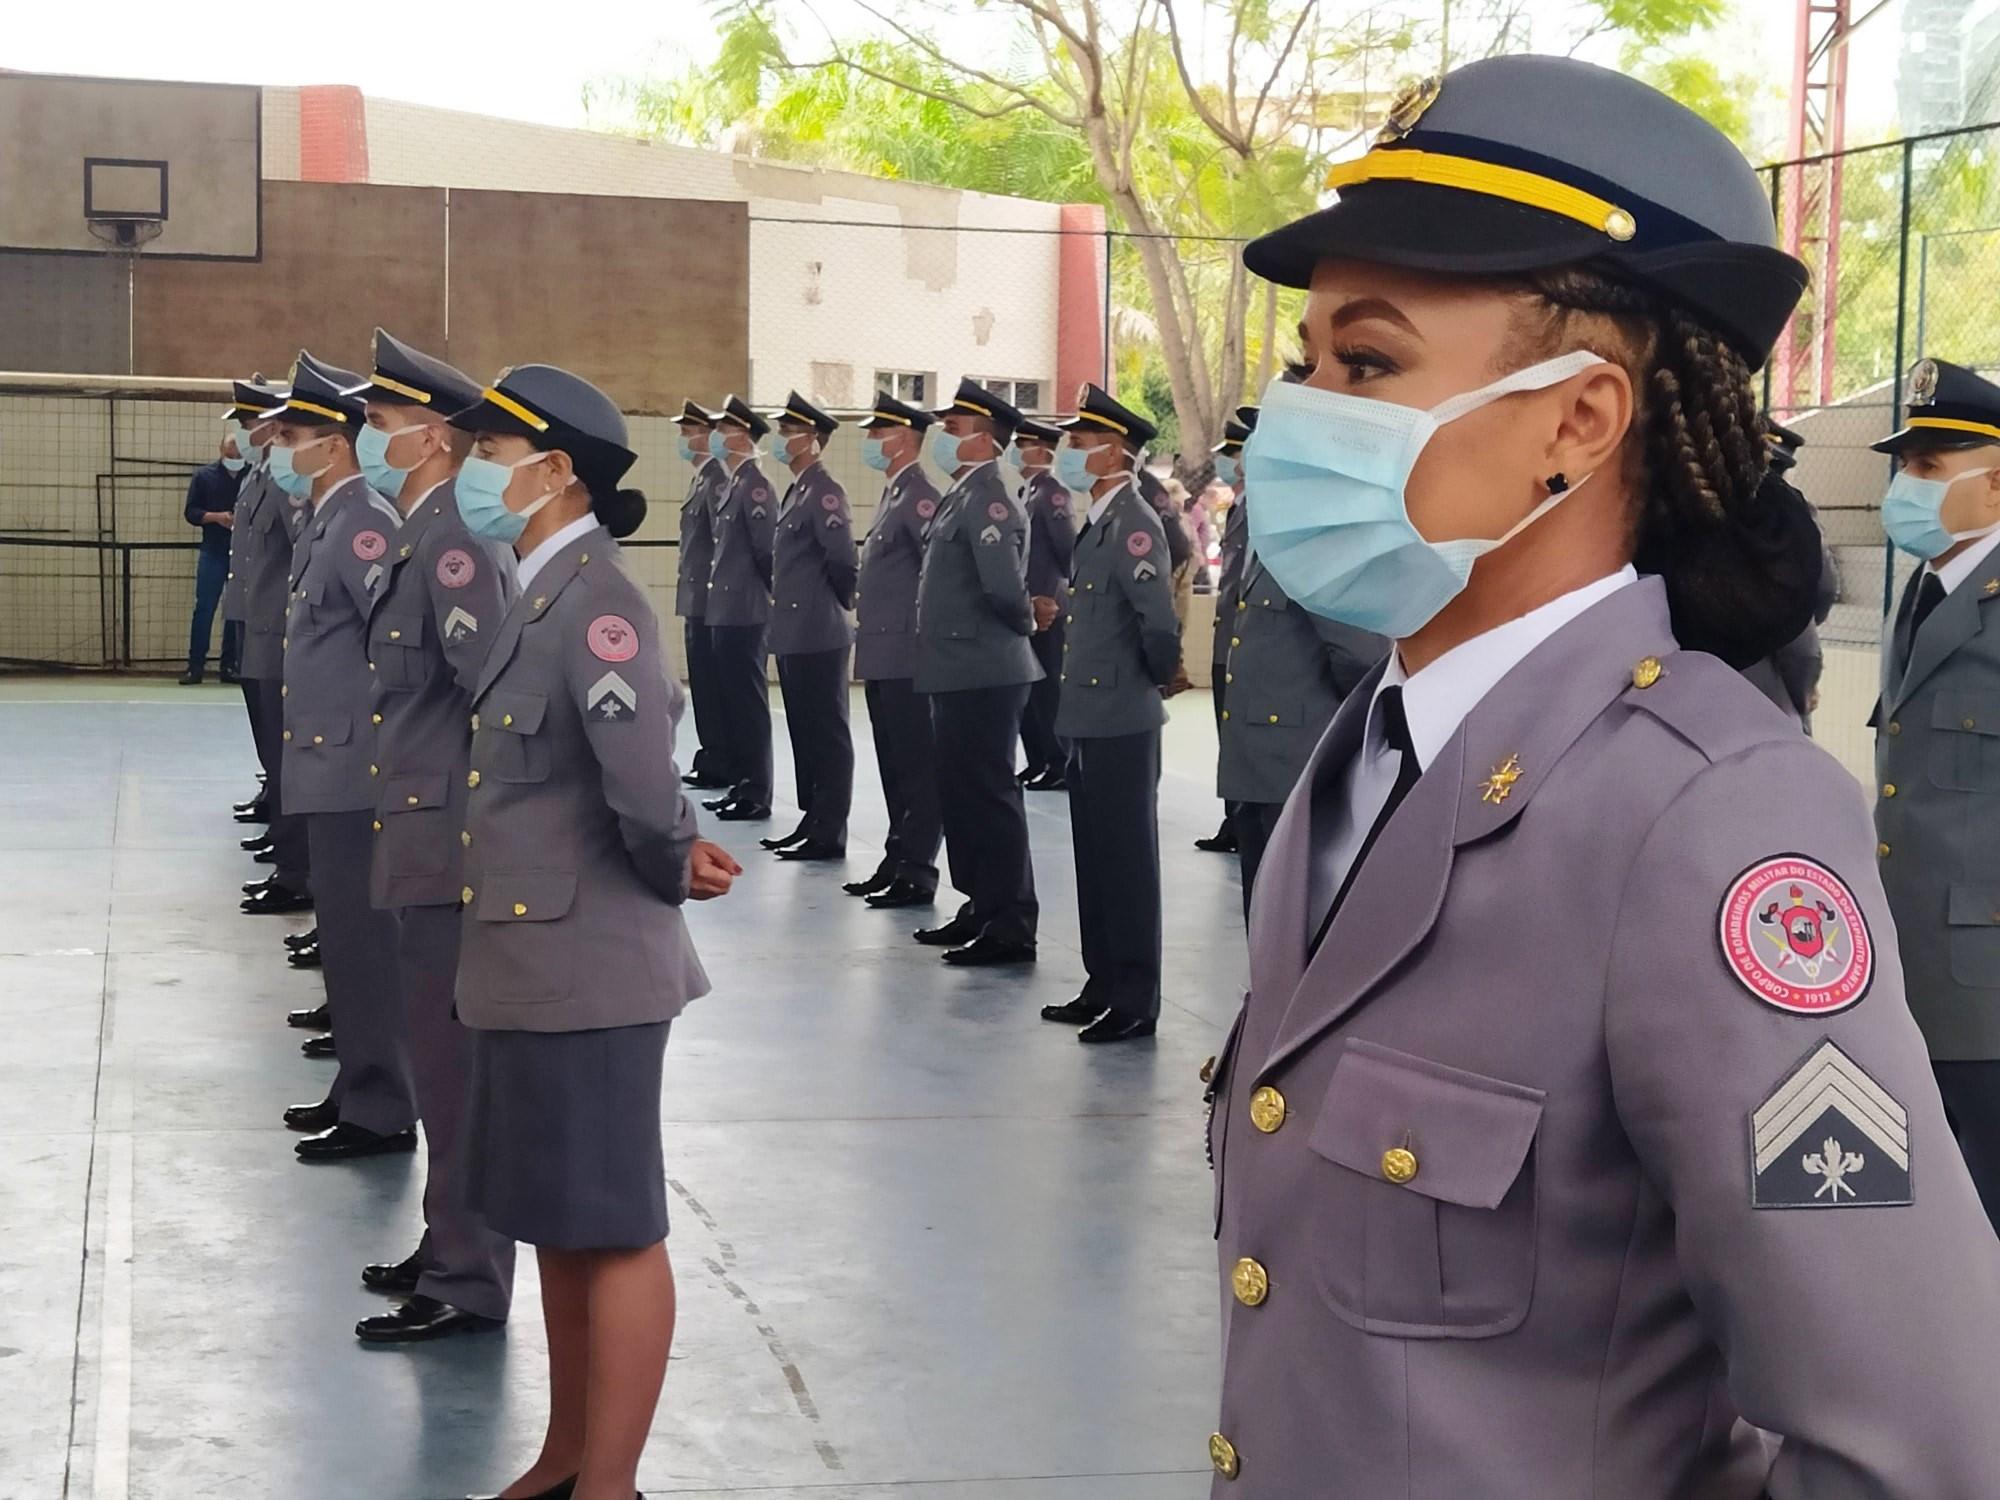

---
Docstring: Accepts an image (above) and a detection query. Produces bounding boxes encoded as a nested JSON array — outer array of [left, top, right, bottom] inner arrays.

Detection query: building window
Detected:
[[977, 378, 1043, 413], [875, 370, 933, 406]]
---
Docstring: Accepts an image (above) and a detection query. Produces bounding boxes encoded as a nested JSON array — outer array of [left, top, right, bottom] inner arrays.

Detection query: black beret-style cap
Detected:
[[449, 364, 639, 490], [1059, 382, 1159, 448], [711, 394, 772, 441], [772, 390, 840, 437], [933, 377, 1024, 434], [677, 400, 717, 427], [1244, 56, 1808, 369], [268, 352, 365, 427], [356, 329, 482, 414], [864, 392, 935, 432], [1872, 359, 2000, 454]]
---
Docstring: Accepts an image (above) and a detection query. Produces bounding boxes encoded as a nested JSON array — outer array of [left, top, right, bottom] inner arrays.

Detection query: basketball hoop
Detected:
[[85, 217, 165, 252]]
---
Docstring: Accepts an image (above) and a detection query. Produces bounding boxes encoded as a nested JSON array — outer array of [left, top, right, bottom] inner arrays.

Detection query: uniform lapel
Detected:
[[367, 500, 435, 624], [471, 528, 602, 705], [1894, 567, 1996, 710]]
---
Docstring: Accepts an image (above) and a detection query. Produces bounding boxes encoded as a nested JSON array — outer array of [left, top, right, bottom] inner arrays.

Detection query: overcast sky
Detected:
[[0, 0, 1898, 154]]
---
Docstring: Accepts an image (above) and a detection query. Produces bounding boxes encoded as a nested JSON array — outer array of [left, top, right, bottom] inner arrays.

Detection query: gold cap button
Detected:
[[1882, 783, 1896, 798], [1604, 206, 1637, 241], [467, 770, 481, 788], [1209, 1433, 1240, 1479], [503, 714, 514, 727], [1231, 1258, 1270, 1307], [1877, 842, 1891, 859], [1248, 1086, 1285, 1133], [1631, 656, 1662, 690], [461, 886, 474, 905], [371, 820, 382, 832], [1381, 1147, 1419, 1185], [281, 730, 292, 741], [513, 902, 527, 916]]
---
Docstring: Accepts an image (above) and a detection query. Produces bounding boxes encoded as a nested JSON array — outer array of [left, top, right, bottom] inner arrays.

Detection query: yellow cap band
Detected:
[[484, 388, 549, 432], [1907, 416, 2000, 442], [285, 399, 348, 423], [1076, 410, 1130, 436], [369, 373, 432, 404], [952, 398, 994, 417], [1324, 148, 1636, 242], [871, 410, 912, 427]]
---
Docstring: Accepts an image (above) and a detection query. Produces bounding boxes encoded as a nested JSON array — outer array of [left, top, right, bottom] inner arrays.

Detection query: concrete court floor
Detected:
[[0, 676, 1248, 1500]]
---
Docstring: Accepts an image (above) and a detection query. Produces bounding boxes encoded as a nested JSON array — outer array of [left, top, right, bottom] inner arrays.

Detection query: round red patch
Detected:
[[821, 493, 839, 512], [587, 614, 639, 663], [987, 501, 1010, 521], [1719, 855, 1873, 1017], [916, 499, 937, 519], [1126, 529, 1154, 558], [435, 548, 475, 589], [352, 529, 386, 561]]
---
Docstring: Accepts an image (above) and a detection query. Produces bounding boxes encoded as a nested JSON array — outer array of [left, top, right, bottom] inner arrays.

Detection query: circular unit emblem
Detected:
[[1127, 529, 1154, 557], [352, 529, 387, 561], [436, 548, 475, 588], [587, 614, 639, 663], [1718, 855, 1873, 1017]]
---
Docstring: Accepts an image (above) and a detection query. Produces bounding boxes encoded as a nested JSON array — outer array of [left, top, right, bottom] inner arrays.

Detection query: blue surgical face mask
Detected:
[[355, 422, 426, 501], [267, 435, 334, 500], [222, 454, 247, 474], [1214, 453, 1241, 488], [861, 435, 893, 472], [1242, 351, 1605, 637], [677, 436, 706, 465], [926, 426, 968, 473], [455, 451, 561, 544], [1881, 466, 2000, 559], [239, 427, 267, 466]]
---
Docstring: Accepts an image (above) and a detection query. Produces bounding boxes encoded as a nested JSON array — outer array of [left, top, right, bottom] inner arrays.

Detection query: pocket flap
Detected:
[[475, 869, 578, 923], [1309, 1040, 1545, 1210], [1948, 884, 2000, 927], [378, 611, 426, 647], [1076, 665, 1120, 688], [293, 714, 352, 748], [384, 771, 449, 813], [484, 689, 548, 735], [1238, 698, 1302, 727], [1932, 690, 2000, 736]]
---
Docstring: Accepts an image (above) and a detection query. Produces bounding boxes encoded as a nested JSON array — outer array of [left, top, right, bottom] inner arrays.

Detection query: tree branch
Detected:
[[1159, 0, 1249, 153]]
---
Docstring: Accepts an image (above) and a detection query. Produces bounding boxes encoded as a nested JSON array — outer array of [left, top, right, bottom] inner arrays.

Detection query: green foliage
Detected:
[[1130, 363, 1183, 458]]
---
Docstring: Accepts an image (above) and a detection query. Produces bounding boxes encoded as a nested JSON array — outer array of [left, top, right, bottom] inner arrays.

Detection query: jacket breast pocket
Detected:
[[1928, 691, 2000, 792], [1305, 1040, 1544, 1340], [472, 870, 579, 1003], [1947, 884, 2000, 988], [1238, 698, 1302, 729], [483, 689, 551, 784], [292, 572, 331, 637], [380, 771, 450, 877], [374, 610, 428, 691]]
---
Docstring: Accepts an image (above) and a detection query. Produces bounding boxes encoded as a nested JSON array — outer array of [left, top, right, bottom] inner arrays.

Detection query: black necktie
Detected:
[[1311, 685, 1422, 956], [1914, 571, 1947, 635]]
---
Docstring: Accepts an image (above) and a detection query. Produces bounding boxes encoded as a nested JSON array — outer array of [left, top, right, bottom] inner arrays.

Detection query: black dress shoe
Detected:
[[759, 826, 807, 851], [1194, 826, 1239, 853], [867, 880, 935, 910], [285, 927, 319, 950], [702, 795, 736, 813], [1040, 997, 1102, 1025], [302, 1034, 336, 1059], [1078, 1012, 1157, 1044], [1025, 770, 1067, 792], [683, 770, 731, 789], [715, 802, 771, 822], [913, 917, 978, 947], [177, 670, 203, 686], [843, 869, 895, 898], [942, 934, 1037, 967], [288, 945, 322, 970], [295, 1123, 418, 1162], [283, 1097, 339, 1133], [288, 1002, 330, 1030], [356, 1293, 503, 1345], [361, 1250, 425, 1294], [233, 796, 263, 816], [243, 873, 277, 896], [1015, 766, 1040, 786], [253, 848, 276, 864], [219, 669, 242, 685], [777, 840, 844, 862], [242, 885, 313, 915], [240, 833, 274, 853], [233, 804, 269, 824]]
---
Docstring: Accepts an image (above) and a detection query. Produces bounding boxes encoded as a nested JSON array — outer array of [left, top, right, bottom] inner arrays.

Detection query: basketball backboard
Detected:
[[0, 72, 261, 259]]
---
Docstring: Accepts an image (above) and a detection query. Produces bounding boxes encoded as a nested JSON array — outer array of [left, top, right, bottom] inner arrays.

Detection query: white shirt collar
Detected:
[[1086, 480, 1130, 528], [954, 458, 998, 486], [1930, 528, 2000, 596], [516, 512, 599, 592], [403, 477, 448, 515], [1367, 566, 1638, 770]]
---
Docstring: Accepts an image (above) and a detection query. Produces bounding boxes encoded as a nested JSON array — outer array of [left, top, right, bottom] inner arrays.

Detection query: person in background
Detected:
[[1187, 480, 1218, 593], [181, 429, 244, 685], [673, 401, 732, 792], [703, 396, 778, 823], [1013, 417, 1076, 792], [1741, 420, 1837, 732], [1196, 413, 1254, 856]]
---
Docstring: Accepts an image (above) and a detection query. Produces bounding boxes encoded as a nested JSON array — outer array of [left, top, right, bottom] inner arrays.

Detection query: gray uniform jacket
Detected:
[[674, 458, 724, 621], [1211, 495, 1249, 667], [364, 481, 517, 911], [1022, 469, 1077, 610], [458, 525, 710, 1033], [238, 469, 312, 681], [768, 461, 858, 656], [1209, 577, 2000, 1499], [281, 476, 404, 816], [1217, 553, 1385, 805], [1054, 483, 1180, 739], [854, 461, 939, 682], [705, 458, 777, 628], [1874, 561, 2000, 1060], [912, 462, 1041, 695], [221, 466, 260, 624]]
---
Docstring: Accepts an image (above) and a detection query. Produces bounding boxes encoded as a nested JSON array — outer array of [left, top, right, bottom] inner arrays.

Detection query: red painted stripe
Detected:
[[297, 85, 370, 183]]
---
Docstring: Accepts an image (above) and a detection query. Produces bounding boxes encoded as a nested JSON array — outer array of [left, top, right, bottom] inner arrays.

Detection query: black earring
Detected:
[[1545, 472, 1569, 494]]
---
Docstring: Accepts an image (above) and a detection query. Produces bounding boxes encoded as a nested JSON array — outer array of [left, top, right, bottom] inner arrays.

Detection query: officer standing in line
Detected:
[[1012, 417, 1076, 792], [674, 401, 732, 792], [912, 379, 1041, 967], [844, 393, 946, 910], [238, 372, 317, 918], [703, 395, 777, 823], [266, 354, 419, 1164], [334, 330, 518, 1344], [221, 387, 276, 821], [761, 393, 858, 863], [1873, 356, 2000, 1233], [1206, 56, 2000, 1496], [1742, 421, 1837, 732], [1195, 413, 1254, 855], [1037, 386, 1181, 1041]]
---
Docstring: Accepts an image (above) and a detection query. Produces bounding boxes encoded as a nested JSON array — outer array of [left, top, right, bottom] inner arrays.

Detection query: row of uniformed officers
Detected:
[[217, 338, 738, 1500]]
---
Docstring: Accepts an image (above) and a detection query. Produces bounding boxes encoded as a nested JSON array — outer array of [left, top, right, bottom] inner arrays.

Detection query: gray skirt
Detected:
[[464, 1020, 672, 1250]]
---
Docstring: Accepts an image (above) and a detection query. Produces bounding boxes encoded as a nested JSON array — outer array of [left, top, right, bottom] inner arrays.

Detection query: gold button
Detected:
[[281, 730, 292, 741], [1066, 614, 1074, 624], [1209, 1433, 1240, 1480], [1248, 1086, 1285, 1133], [1631, 656, 1662, 690], [513, 902, 527, 916], [1878, 842, 1891, 859], [1230, 636, 1240, 647], [1225, 673, 1234, 684], [371, 820, 382, 832], [369, 661, 376, 671], [1199, 1055, 1216, 1085], [280, 685, 287, 698], [371, 712, 383, 725], [1085, 582, 1094, 591], [503, 714, 514, 727], [532, 596, 545, 610], [405, 795, 419, 807], [1888, 721, 1902, 736], [461, 831, 471, 847], [1267, 714, 1278, 724], [579, 553, 589, 564], [1090, 677, 1099, 686], [312, 734, 324, 745], [1604, 206, 1638, 241], [389, 630, 402, 641], [461, 886, 474, 905], [467, 770, 481, 788], [1221, 709, 1230, 721], [470, 714, 480, 731], [1882, 783, 1897, 798], [369, 763, 378, 776], [1381, 1147, 1419, 1185], [1236, 600, 1246, 611], [1231, 1258, 1270, 1307]]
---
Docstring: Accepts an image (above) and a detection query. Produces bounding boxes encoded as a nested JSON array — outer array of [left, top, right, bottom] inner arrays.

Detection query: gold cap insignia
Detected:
[[1480, 754, 1523, 806], [1376, 75, 1442, 145], [1632, 656, 1663, 690], [1911, 359, 1939, 406]]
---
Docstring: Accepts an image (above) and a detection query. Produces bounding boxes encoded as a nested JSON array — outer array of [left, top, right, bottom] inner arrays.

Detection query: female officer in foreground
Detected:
[[1208, 54, 2000, 1497], [444, 365, 741, 1500]]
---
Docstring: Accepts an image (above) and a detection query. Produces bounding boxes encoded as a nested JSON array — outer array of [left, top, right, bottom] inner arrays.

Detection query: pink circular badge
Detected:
[[1719, 855, 1873, 1017], [435, 548, 475, 589], [916, 499, 937, 519], [822, 493, 840, 511], [352, 529, 387, 561], [587, 614, 639, 663], [988, 501, 1010, 521], [1126, 530, 1154, 558]]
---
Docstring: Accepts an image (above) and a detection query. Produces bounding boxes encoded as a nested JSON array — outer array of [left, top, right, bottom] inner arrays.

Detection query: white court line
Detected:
[[87, 1131, 133, 1500]]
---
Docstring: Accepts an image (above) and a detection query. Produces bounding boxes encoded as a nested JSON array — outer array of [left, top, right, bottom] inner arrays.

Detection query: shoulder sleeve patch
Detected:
[[352, 529, 387, 562], [587, 614, 640, 663], [988, 500, 1011, 522], [435, 548, 476, 589], [1719, 855, 1874, 1018], [916, 498, 937, 519], [1126, 529, 1154, 558], [1751, 1038, 1910, 1208], [822, 492, 841, 511]]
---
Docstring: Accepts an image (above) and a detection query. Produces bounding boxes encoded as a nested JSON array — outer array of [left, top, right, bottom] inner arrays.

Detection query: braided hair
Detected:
[[1506, 267, 1821, 668]]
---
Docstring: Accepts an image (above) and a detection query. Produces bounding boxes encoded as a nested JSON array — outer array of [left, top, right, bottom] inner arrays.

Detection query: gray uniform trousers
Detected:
[[710, 625, 773, 805], [863, 676, 941, 893], [310, 811, 414, 1134], [932, 684, 1037, 943], [777, 647, 853, 847], [684, 620, 726, 781], [249, 679, 309, 892], [1023, 625, 1066, 775], [1066, 730, 1163, 1020], [1230, 800, 1285, 921]]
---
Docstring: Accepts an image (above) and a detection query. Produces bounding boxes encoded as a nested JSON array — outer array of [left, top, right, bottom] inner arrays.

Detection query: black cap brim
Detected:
[[1871, 427, 2000, 456]]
